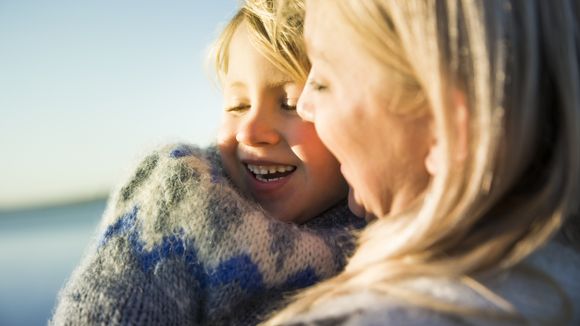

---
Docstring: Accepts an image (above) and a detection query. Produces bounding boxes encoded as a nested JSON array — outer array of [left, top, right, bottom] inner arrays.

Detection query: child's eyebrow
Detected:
[[227, 81, 247, 90], [264, 79, 296, 89], [226, 80, 296, 90]]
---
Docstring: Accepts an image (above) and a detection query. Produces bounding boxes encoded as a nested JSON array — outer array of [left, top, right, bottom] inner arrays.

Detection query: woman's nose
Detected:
[[297, 86, 315, 122], [235, 108, 280, 146]]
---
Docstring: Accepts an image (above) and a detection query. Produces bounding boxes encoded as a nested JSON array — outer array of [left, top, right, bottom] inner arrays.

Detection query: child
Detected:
[[50, 1, 364, 325], [214, 0, 348, 225]]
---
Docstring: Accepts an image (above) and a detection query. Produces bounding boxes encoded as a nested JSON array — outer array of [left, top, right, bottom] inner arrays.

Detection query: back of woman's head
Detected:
[[209, 0, 308, 84], [266, 0, 579, 323]]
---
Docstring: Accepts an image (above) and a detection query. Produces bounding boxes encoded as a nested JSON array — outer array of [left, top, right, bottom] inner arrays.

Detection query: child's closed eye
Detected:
[[225, 104, 251, 113]]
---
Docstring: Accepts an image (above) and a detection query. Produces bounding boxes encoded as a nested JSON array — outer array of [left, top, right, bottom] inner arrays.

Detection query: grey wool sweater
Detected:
[[50, 143, 365, 326]]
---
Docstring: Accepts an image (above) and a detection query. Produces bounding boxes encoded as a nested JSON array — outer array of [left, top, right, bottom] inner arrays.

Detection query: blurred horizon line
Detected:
[[0, 192, 109, 214]]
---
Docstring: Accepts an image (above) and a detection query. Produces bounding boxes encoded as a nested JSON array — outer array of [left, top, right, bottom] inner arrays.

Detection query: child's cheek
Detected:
[[286, 118, 320, 147], [216, 122, 244, 189], [287, 119, 335, 171]]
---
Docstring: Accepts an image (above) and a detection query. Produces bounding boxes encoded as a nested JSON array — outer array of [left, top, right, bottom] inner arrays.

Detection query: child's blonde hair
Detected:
[[209, 0, 308, 84]]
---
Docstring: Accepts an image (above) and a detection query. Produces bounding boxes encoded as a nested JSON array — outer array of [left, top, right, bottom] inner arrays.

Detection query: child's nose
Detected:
[[235, 108, 280, 146]]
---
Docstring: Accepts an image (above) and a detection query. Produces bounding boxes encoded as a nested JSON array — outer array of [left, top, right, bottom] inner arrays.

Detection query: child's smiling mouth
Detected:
[[245, 163, 296, 182]]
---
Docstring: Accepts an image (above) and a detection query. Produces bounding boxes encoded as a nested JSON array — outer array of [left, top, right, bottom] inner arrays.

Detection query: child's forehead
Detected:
[[218, 13, 307, 87], [228, 20, 271, 57], [224, 25, 295, 87]]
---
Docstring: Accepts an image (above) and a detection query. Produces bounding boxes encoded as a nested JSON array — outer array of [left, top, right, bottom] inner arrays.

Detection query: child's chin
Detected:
[[265, 206, 306, 224]]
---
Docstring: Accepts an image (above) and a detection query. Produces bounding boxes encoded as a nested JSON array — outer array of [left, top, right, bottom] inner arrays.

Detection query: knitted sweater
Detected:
[[50, 143, 365, 326], [277, 240, 580, 325]]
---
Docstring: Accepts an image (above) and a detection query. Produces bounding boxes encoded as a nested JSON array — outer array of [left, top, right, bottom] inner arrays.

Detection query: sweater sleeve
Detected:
[[51, 143, 363, 326]]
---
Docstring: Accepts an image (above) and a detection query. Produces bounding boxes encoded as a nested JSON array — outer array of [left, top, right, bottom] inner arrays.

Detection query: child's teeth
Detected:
[[247, 164, 295, 175]]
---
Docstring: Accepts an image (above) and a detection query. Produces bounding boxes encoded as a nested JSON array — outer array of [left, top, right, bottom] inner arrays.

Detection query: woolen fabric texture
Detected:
[[50, 143, 364, 326]]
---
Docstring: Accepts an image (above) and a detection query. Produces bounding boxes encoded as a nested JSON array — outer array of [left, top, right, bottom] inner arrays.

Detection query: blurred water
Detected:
[[0, 199, 106, 326]]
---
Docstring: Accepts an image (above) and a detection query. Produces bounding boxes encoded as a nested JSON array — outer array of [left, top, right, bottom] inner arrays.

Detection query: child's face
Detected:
[[218, 22, 347, 223]]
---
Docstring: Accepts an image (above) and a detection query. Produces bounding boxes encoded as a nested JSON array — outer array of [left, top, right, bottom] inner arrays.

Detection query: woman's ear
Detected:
[[425, 89, 469, 177], [425, 140, 441, 176]]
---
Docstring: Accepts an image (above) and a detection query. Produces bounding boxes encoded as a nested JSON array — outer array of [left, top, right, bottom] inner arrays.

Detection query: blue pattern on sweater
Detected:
[[169, 144, 195, 158], [207, 254, 264, 291], [100, 206, 138, 246], [100, 208, 321, 295]]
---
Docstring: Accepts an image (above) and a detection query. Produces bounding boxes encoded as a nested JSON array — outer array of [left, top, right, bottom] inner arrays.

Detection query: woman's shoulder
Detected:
[[526, 238, 580, 281], [521, 240, 580, 322], [282, 241, 580, 326], [280, 290, 467, 326]]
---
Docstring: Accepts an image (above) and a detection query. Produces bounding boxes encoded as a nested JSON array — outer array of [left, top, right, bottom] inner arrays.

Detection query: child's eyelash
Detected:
[[225, 100, 297, 112], [225, 104, 250, 112]]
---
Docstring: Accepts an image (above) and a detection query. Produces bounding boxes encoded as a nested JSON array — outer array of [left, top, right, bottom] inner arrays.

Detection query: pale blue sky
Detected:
[[0, 0, 237, 209]]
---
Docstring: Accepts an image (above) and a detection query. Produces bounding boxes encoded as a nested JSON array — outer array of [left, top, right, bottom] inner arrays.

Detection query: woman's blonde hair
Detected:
[[209, 0, 308, 84], [266, 0, 579, 324]]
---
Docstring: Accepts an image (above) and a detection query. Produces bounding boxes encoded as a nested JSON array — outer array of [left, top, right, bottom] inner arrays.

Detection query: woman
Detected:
[[266, 0, 580, 325]]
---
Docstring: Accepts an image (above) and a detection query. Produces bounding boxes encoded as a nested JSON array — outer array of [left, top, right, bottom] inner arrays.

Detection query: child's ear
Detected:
[[425, 89, 469, 177]]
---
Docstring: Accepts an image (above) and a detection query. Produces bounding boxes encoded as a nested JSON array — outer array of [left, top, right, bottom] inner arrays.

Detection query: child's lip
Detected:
[[241, 160, 297, 196], [246, 170, 294, 195]]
